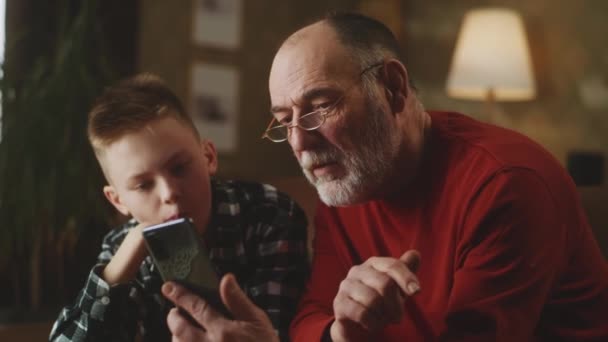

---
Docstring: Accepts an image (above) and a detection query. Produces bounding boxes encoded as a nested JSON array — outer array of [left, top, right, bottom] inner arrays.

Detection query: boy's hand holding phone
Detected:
[[162, 274, 279, 342], [102, 222, 149, 285]]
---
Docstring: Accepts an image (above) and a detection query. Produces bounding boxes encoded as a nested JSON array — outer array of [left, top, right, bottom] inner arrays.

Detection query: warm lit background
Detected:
[[1, 0, 606, 340]]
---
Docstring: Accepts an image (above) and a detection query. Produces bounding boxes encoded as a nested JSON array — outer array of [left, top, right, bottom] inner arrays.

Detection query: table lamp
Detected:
[[446, 8, 536, 106]]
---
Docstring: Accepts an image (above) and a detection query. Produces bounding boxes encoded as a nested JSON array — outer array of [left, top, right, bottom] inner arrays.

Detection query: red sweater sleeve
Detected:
[[442, 168, 567, 341], [289, 205, 346, 341]]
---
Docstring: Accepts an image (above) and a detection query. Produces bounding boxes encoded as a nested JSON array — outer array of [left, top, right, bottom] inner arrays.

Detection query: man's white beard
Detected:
[[299, 94, 400, 207], [301, 148, 360, 206]]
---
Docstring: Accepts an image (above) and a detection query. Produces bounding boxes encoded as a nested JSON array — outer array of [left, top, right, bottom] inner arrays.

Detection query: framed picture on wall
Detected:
[[192, 0, 243, 49], [190, 62, 239, 153]]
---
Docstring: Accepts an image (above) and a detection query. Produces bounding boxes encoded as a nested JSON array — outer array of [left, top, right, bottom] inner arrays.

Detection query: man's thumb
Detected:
[[400, 249, 421, 273], [220, 273, 264, 322]]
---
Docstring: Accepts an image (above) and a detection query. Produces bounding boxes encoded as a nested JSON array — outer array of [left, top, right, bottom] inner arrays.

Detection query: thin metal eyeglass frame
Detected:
[[261, 61, 384, 143]]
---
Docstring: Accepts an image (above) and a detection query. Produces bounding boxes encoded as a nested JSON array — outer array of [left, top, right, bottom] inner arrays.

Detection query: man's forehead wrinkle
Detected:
[[274, 60, 330, 108]]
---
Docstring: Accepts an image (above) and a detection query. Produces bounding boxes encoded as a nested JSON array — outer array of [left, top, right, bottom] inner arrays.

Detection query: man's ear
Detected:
[[381, 59, 409, 114], [103, 185, 130, 216], [201, 139, 218, 175]]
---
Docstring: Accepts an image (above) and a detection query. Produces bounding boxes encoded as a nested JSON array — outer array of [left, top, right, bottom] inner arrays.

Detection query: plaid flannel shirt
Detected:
[[49, 179, 309, 342]]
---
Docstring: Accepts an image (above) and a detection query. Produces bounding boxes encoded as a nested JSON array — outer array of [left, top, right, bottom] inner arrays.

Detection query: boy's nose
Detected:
[[159, 177, 181, 204]]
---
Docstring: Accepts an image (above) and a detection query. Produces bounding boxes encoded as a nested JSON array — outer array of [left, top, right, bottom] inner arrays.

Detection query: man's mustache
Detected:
[[299, 148, 342, 169]]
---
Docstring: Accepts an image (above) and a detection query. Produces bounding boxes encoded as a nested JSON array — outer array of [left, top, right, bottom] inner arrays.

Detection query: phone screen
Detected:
[[142, 218, 230, 316]]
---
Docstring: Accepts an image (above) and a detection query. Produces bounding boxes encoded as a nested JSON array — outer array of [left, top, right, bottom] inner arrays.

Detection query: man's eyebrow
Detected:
[[270, 86, 339, 113]]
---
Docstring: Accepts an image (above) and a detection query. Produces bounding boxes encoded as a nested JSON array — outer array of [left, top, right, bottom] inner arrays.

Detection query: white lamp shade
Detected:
[[446, 8, 536, 101]]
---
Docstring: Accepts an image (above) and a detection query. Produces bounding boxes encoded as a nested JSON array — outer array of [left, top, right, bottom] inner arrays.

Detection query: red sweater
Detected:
[[290, 111, 608, 341]]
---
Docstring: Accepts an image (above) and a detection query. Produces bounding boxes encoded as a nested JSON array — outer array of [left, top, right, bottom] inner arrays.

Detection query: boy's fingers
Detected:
[[162, 282, 223, 326]]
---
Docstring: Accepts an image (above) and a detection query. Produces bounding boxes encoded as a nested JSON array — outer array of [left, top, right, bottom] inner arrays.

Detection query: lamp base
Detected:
[[482, 88, 508, 126]]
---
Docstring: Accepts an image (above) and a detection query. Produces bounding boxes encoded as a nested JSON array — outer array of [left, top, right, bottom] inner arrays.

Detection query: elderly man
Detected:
[[264, 11, 608, 342]]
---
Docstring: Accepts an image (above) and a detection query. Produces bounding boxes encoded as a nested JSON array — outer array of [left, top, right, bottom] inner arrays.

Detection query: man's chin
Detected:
[[312, 178, 355, 207], [302, 169, 356, 205]]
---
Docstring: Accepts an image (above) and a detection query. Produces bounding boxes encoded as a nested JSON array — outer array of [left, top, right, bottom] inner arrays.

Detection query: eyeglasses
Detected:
[[261, 61, 384, 143]]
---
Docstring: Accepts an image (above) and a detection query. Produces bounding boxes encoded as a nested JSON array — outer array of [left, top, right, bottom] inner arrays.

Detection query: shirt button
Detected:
[[101, 296, 110, 305]]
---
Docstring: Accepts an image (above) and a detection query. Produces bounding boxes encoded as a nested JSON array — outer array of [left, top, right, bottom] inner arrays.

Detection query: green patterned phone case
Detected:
[[142, 218, 230, 317]]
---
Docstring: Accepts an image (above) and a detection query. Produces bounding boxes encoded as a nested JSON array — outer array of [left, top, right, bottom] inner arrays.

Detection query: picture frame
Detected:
[[190, 62, 239, 153], [192, 0, 243, 49]]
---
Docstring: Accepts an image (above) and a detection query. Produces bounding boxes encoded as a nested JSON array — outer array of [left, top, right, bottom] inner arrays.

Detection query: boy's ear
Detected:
[[201, 139, 218, 175], [103, 185, 130, 216]]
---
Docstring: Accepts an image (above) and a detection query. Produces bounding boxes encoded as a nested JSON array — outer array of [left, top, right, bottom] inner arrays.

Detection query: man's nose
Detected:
[[288, 123, 321, 155]]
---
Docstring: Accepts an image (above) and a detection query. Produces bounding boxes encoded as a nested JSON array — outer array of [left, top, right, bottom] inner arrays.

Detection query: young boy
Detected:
[[49, 73, 309, 341]]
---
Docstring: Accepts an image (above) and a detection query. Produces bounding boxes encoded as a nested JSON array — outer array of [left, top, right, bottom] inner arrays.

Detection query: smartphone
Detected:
[[142, 218, 230, 317]]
